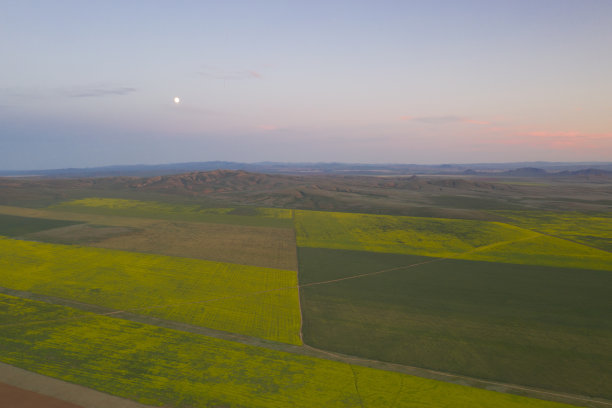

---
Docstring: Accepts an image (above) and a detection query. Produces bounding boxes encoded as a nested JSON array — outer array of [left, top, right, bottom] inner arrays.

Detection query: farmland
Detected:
[[297, 247, 612, 399], [294, 209, 612, 270], [23, 220, 298, 270], [0, 169, 610, 407], [0, 214, 81, 237], [0, 237, 301, 344], [494, 210, 612, 251], [50, 198, 294, 228], [0, 294, 578, 408]]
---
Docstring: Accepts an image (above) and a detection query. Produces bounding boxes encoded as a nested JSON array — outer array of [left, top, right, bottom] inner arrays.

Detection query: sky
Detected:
[[1, 0, 612, 170]]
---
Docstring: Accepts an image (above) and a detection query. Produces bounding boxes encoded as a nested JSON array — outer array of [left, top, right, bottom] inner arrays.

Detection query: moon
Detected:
[[173, 97, 180, 104]]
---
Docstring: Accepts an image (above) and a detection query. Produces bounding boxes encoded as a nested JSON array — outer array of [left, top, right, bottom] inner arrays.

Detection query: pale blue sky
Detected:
[[1, 1, 611, 169]]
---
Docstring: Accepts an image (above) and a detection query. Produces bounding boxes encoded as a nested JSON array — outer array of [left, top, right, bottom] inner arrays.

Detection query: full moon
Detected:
[[173, 97, 180, 104]]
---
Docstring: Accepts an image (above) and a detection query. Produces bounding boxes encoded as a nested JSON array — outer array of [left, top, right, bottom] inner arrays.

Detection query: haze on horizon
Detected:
[[1, 1, 611, 171]]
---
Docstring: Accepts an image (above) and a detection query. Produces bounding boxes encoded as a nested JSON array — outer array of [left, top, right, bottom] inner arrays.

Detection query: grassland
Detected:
[[294, 210, 612, 270], [50, 198, 293, 228], [0, 237, 301, 344], [0, 294, 579, 408], [0, 214, 81, 237], [494, 210, 612, 251], [298, 247, 612, 399]]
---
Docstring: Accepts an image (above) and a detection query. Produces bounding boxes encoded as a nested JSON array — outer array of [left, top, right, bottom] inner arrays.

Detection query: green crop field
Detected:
[[0, 237, 301, 344], [50, 198, 294, 228], [294, 209, 612, 270], [0, 294, 578, 408], [298, 247, 612, 399], [494, 210, 612, 251], [0, 214, 81, 236]]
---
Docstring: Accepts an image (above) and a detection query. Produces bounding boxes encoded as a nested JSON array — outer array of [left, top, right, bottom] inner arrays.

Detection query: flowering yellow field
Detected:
[[0, 237, 301, 344], [0, 294, 578, 408], [494, 210, 612, 251], [294, 209, 533, 256], [294, 210, 612, 270]]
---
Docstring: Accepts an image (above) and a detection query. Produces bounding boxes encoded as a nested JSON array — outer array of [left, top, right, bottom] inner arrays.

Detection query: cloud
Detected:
[[1, 85, 137, 99], [258, 124, 279, 131], [199, 66, 262, 80], [65, 86, 137, 98], [0, 87, 43, 99], [495, 130, 612, 150], [413, 115, 463, 124], [401, 115, 489, 125]]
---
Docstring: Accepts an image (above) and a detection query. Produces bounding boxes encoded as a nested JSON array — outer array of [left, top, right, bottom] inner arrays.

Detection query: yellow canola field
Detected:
[[294, 210, 612, 270], [494, 210, 612, 251], [0, 237, 301, 344], [0, 294, 578, 408]]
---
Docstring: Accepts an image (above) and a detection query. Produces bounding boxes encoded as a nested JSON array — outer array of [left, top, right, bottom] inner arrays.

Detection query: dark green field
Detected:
[[298, 247, 612, 399], [0, 214, 81, 237]]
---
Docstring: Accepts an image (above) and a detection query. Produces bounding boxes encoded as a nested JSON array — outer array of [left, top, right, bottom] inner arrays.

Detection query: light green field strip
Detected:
[[49, 198, 293, 228], [455, 234, 612, 270], [294, 210, 612, 270], [0, 237, 301, 344], [494, 210, 612, 251], [0, 294, 579, 408]]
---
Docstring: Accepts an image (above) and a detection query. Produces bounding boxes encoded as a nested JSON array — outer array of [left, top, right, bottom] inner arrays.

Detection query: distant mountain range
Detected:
[[1, 161, 611, 178]]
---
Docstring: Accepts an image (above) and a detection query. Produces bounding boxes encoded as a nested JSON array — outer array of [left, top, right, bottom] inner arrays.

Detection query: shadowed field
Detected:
[[0, 214, 81, 237]]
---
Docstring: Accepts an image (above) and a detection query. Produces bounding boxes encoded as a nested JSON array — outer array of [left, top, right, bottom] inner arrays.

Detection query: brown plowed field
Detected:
[[0, 382, 83, 408]]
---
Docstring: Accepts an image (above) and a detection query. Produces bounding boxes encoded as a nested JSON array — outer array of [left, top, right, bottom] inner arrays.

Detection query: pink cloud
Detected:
[[493, 130, 612, 150], [400, 115, 490, 125], [258, 124, 278, 131], [525, 131, 581, 138]]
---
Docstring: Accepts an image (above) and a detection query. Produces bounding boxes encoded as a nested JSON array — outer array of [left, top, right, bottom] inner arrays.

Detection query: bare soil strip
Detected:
[[0, 382, 84, 408], [0, 363, 154, 408], [2, 287, 610, 408]]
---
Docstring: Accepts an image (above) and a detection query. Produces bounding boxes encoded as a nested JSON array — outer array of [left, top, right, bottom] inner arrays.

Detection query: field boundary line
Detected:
[[299, 258, 444, 287], [301, 345, 612, 408], [292, 209, 305, 345], [348, 364, 364, 408]]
